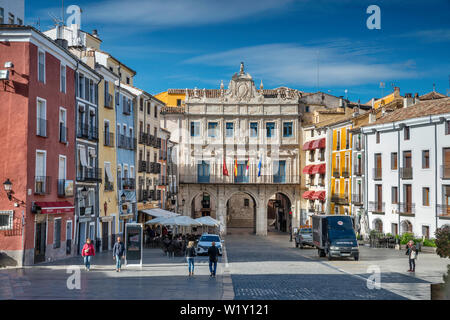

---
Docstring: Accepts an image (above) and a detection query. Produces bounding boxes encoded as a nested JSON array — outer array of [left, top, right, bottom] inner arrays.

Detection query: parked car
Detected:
[[196, 233, 223, 256], [295, 227, 314, 248]]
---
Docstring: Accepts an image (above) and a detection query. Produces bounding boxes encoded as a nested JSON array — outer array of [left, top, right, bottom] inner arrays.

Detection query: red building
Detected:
[[0, 25, 79, 266]]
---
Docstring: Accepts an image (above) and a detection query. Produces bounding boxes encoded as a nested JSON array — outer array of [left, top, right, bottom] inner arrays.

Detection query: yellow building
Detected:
[[372, 86, 401, 109], [155, 89, 186, 107]]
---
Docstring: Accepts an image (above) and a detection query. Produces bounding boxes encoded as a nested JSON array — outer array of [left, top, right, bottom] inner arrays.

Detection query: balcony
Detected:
[[332, 170, 340, 178], [57, 179, 68, 197], [104, 94, 113, 109], [156, 138, 162, 149], [331, 193, 349, 205], [180, 174, 300, 184], [398, 202, 415, 216], [77, 167, 102, 182], [104, 180, 114, 191], [146, 134, 155, 147], [400, 167, 413, 180], [441, 166, 450, 179], [369, 201, 385, 214], [37, 118, 47, 137], [158, 176, 168, 186], [138, 160, 147, 173], [104, 132, 114, 147], [139, 132, 148, 145], [123, 102, 131, 115], [437, 204, 450, 219], [59, 124, 67, 143], [351, 193, 363, 206], [150, 162, 161, 174], [373, 168, 382, 180], [118, 135, 136, 150], [122, 178, 135, 190], [77, 124, 98, 141], [35, 176, 51, 195], [342, 168, 350, 178]]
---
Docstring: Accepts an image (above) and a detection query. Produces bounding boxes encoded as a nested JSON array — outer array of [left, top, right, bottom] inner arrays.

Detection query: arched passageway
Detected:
[[226, 192, 257, 235], [267, 192, 292, 233]]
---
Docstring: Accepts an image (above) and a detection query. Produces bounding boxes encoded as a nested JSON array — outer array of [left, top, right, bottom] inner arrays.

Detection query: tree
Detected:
[[435, 225, 450, 259]]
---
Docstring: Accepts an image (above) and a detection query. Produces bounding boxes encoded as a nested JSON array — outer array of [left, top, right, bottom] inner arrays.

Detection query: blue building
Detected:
[[115, 84, 137, 234]]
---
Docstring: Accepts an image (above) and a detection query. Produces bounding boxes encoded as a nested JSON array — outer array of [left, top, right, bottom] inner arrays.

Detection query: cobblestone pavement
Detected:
[[225, 232, 449, 300], [1, 233, 448, 300]]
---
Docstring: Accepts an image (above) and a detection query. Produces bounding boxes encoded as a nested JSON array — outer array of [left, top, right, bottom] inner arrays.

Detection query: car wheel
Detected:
[[327, 249, 332, 261], [299, 243, 303, 249], [318, 249, 325, 257], [295, 242, 299, 248]]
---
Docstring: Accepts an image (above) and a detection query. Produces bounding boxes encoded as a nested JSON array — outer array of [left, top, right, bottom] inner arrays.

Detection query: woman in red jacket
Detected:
[[81, 238, 95, 271]]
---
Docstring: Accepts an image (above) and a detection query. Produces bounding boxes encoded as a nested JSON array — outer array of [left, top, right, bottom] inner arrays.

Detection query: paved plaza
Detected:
[[0, 233, 448, 300]]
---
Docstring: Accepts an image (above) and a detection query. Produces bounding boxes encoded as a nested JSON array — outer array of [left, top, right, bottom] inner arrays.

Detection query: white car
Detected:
[[196, 234, 223, 256]]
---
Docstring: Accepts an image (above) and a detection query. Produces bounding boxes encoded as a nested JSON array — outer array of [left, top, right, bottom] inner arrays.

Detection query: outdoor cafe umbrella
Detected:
[[161, 215, 203, 234], [145, 216, 167, 225], [195, 216, 220, 233]]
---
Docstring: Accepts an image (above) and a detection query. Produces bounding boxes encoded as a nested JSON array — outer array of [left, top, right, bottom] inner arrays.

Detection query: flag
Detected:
[[223, 157, 229, 176], [234, 159, 238, 177], [245, 157, 249, 176], [257, 157, 262, 177]]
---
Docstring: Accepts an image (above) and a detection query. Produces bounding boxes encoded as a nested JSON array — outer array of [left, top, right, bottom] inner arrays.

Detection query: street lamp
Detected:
[[3, 178, 13, 200]]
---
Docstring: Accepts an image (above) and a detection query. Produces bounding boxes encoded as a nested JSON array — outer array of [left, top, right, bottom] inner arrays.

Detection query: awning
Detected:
[[122, 190, 136, 202], [302, 191, 315, 199], [311, 191, 326, 201], [140, 208, 179, 218], [35, 201, 74, 214], [302, 165, 314, 174], [310, 164, 326, 174], [311, 138, 326, 149], [79, 147, 88, 167], [105, 164, 113, 182], [302, 141, 313, 150]]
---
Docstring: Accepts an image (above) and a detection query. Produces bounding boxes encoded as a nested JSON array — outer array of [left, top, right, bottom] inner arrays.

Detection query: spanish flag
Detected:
[[234, 159, 238, 177], [223, 157, 229, 176]]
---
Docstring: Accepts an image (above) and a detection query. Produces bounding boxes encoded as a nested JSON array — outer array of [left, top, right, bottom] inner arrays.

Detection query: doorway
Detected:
[[34, 222, 46, 263], [102, 222, 109, 251]]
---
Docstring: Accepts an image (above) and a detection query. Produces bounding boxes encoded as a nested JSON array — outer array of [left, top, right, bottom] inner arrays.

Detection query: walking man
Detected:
[[208, 241, 220, 278], [113, 237, 125, 272], [81, 238, 95, 271], [406, 240, 418, 272]]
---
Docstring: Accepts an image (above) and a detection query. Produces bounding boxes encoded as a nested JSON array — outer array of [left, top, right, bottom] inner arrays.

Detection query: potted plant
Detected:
[[431, 225, 450, 300]]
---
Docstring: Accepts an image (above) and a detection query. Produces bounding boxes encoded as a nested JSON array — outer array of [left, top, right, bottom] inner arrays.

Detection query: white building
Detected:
[[0, 0, 24, 25], [361, 96, 450, 238]]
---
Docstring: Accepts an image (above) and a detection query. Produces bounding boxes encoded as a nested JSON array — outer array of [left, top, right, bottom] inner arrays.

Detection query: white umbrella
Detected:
[[195, 216, 220, 227], [145, 217, 167, 225], [162, 215, 202, 227]]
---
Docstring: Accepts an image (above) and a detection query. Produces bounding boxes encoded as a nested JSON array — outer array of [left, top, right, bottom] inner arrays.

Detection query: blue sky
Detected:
[[26, 0, 450, 103]]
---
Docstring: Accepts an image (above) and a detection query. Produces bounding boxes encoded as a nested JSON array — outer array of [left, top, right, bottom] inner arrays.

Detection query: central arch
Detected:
[[267, 192, 292, 233], [225, 190, 259, 235]]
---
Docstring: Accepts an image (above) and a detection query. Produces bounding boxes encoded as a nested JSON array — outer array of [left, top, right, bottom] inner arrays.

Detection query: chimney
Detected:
[[339, 96, 343, 107], [414, 93, 420, 104], [55, 24, 68, 50], [403, 93, 414, 108], [369, 110, 376, 123], [394, 86, 400, 96], [371, 98, 375, 109], [92, 29, 99, 38], [352, 106, 360, 117]]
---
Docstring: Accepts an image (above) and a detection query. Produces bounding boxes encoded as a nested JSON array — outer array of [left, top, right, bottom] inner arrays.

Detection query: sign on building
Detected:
[[125, 223, 142, 266]]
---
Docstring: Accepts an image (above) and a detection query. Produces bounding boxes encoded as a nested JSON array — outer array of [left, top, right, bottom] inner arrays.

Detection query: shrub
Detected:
[[400, 232, 415, 245], [435, 225, 450, 258], [423, 238, 436, 247]]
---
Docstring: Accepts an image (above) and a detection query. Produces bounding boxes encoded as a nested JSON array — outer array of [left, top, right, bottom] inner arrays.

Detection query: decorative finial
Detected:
[[220, 80, 224, 90], [260, 79, 264, 90], [240, 62, 244, 74]]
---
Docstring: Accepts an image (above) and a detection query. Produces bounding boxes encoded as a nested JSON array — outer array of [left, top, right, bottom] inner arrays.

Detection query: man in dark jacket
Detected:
[[208, 241, 220, 278], [113, 237, 125, 272]]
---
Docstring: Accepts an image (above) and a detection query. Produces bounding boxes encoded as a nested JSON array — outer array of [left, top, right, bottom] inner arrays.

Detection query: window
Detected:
[[78, 73, 85, 99], [244, 199, 250, 207], [391, 152, 398, 170], [38, 50, 45, 83], [8, 12, 14, 24], [336, 131, 341, 150], [60, 64, 66, 93], [208, 122, 218, 138], [404, 126, 410, 140], [53, 218, 61, 248], [126, 77, 130, 84], [190, 122, 200, 137], [176, 99, 182, 107], [226, 122, 234, 137], [59, 108, 67, 143], [35, 150, 46, 194], [422, 226, 430, 239], [0, 8, 3, 24], [446, 120, 450, 135], [376, 132, 380, 144], [422, 150, 430, 169], [147, 102, 151, 115], [305, 106, 310, 113], [139, 98, 143, 111], [37, 98, 46, 137], [250, 122, 258, 137], [266, 122, 275, 138], [311, 130, 314, 138], [283, 122, 293, 137], [154, 104, 158, 118], [391, 186, 398, 204], [422, 187, 430, 206], [0, 211, 13, 230]]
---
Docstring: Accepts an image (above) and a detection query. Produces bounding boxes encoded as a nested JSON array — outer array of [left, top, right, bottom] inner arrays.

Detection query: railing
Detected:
[[369, 201, 385, 214], [123, 102, 131, 115], [35, 176, 51, 195], [77, 124, 98, 141], [156, 138, 161, 149], [351, 193, 363, 205], [104, 180, 114, 191], [149, 162, 161, 174], [373, 168, 382, 180], [122, 178, 136, 190], [139, 132, 148, 145], [117, 135, 136, 150], [437, 204, 450, 218], [146, 134, 155, 147], [37, 118, 47, 137], [332, 170, 340, 178], [59, 124, 67, 143], [342, 168, 350, 178], [138, 160, 147, 172], [400, 167, 413, 180], [331, 193, 349, 205], [76, 167, 102, 182], [180, 174, 300, 184], [441, 166, 450, 179], [57, 179, 67, 197], [398, 202, 415, 215], [104, 94, 113, 109], [104, 132, 114, 147]]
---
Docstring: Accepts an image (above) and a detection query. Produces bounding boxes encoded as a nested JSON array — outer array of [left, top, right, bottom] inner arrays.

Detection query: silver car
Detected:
[[295, 228, 313, 249], [196, 234, 223, 256]]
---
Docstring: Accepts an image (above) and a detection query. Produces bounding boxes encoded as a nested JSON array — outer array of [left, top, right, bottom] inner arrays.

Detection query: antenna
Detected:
[[379, 82, 385, 98], [316, 50, 320, 92], [61, 0, 65, 26]]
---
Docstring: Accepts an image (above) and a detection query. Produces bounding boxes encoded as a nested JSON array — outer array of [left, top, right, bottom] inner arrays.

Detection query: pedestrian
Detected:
[[405, 240, 418, 272], [113, 236, 125, 272], [81, 238, 95, 271], [186, 241, 196, 276], [208, 241, 220, 278]]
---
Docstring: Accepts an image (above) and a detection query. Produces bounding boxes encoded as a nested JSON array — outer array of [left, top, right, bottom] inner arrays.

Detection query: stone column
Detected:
[[255, 198, 267, 236], [216, 196, 226, 236]]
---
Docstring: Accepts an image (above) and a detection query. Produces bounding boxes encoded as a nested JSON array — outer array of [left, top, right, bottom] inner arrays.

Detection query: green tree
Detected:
[[435, 225, 450, 258]]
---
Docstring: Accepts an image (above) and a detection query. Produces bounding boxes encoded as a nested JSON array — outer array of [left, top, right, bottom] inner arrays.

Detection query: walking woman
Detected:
[[406, 240, 418, 272], [186, 241, 196, 276], [81, 238, 95, 271]]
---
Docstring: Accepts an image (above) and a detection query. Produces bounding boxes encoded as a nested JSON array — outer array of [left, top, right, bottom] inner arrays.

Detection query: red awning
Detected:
[[310, 138, 326, 149], [302, 141, 313, 150], [302, 165, 314, 174], [35, 201, 74, 214], [311, 191, 326, 201], [302, 191, 315, 199], [310, 164, 326, 174]]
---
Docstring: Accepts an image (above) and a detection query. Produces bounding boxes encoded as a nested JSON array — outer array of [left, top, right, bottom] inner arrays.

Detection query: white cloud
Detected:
[[396, 29, 450, 43], [80, 0, 295, 28], [184, 43, 417, 87]]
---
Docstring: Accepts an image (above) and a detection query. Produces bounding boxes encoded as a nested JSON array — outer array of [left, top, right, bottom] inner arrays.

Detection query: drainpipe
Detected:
[[397, 124, 401, 236], [74, 60, 79, 253], [95, 76, 101, 250], [434, 117, 438, 234]]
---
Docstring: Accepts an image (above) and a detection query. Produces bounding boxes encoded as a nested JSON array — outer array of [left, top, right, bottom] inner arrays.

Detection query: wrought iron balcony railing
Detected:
[[104, 132, 114, 147], [373, 168, 382, 180], [369, 201, 385, 214], [351, 193, 363, 205], [35, 176, 51, 195], [400, 167, 413, 180], [398, 202, 415, 215], [437, 204, 450, 218], [77, 124, 98, 141], [441, 166, 450, 179], [76, 167, 102, 182]]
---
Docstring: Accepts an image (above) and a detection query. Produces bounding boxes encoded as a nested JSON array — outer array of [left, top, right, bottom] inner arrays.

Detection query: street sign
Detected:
[[125, 223, 143, 267]]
